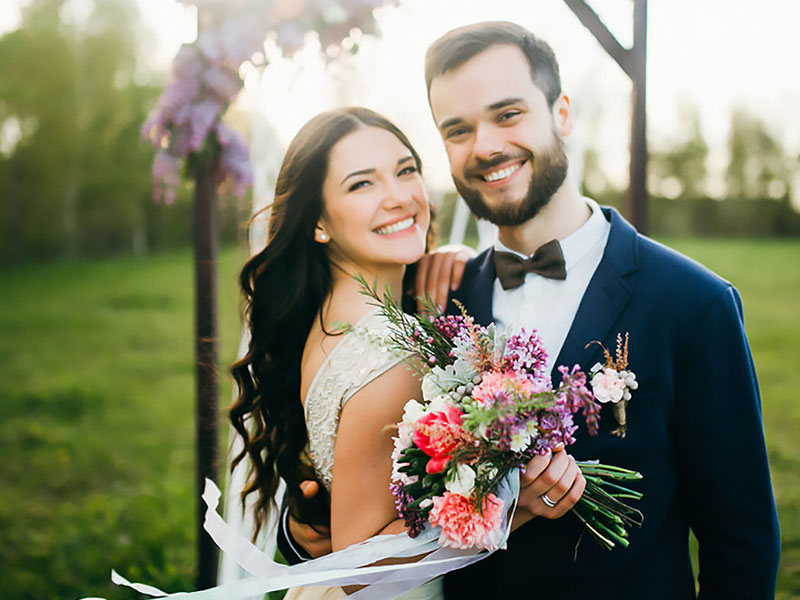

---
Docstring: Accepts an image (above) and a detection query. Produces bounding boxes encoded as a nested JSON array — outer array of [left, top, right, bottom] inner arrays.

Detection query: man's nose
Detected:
[[472, 122, 504, 161]]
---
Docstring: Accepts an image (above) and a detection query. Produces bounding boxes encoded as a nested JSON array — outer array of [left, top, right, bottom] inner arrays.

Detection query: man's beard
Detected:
[[453, 134, 569, 227]]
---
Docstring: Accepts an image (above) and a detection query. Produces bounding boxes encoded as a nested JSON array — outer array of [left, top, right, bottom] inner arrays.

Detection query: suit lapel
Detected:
[[552, 208, 640, 382], [461, 247, 495, 326]]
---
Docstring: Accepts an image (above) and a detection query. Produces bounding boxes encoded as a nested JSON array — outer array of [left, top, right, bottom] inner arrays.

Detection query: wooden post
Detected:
[[629, 0, 648, 233], [192, 155, 219, 588], [563, 0, 649, 233]]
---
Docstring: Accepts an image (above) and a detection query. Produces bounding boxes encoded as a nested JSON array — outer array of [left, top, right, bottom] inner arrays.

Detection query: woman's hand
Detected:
[[414, 244, 476, 312]]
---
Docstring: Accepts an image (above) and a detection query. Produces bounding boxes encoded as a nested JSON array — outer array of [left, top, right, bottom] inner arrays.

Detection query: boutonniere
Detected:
[[586, 333, 638, 438]]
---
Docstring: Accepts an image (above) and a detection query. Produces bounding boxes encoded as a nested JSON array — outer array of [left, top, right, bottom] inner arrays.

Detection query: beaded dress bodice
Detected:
[[304, 309, 409, 492]]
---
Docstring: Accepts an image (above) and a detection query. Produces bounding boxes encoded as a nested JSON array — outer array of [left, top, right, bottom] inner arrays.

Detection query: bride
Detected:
[[229, 106, 443, 599]]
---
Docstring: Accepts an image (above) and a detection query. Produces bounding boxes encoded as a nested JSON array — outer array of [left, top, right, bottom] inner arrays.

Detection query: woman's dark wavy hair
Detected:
[[229, 107, 424, 537]]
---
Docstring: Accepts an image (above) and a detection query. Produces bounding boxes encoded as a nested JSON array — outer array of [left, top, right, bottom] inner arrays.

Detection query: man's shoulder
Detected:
[[603, 205, 732, 300], [635, 232, 731, 295]]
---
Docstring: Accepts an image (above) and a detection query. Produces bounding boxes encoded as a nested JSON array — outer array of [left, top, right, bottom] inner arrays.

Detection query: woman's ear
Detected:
[[314, 225, 330, 244]]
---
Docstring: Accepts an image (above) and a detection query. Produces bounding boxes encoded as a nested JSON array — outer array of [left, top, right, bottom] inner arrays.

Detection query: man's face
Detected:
[[429, 44, 569, 226]]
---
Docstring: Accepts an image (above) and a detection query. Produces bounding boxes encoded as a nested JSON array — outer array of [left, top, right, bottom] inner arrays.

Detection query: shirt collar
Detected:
[[493, 198, 609, 272]]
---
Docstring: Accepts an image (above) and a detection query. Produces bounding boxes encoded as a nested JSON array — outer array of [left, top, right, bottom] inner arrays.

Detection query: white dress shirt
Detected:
[[492, 199, 610, 373]]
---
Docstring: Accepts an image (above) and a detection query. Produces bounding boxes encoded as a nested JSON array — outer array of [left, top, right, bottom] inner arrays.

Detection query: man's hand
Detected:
[[516, 447, 586, 521], [414, 244, 476, 312], [287, 481, 332, 559]]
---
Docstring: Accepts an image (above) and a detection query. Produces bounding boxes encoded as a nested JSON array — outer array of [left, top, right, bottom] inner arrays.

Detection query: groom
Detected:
[[282, 21, 781, 598]]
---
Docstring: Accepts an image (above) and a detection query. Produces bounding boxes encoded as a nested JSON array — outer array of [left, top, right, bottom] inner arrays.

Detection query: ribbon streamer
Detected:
[[81, 471, 519, 600]]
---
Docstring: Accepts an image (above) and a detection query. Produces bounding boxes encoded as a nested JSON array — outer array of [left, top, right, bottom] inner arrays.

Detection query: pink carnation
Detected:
[[429, 492, 505, 551]]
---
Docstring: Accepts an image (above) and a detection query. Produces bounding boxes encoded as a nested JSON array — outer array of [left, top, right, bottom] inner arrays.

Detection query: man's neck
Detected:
[[496, 182, 590, 255]]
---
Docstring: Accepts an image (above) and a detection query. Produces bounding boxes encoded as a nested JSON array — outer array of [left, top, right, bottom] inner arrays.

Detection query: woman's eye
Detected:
[[348, 180, 370, 192], [398, 165, 418, 177]]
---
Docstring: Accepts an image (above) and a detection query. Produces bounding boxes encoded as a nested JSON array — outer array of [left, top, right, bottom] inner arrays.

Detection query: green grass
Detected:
[[0, 246, 247, 600], [0, 238, 798, 599]]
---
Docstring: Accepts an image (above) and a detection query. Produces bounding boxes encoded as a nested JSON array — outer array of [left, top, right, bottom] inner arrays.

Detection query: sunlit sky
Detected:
[[3, 0, 800, 199]]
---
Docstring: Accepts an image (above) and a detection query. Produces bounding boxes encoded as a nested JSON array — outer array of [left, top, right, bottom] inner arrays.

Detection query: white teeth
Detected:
[[375, 217, 415, 235], [484, 163, 521, 182]]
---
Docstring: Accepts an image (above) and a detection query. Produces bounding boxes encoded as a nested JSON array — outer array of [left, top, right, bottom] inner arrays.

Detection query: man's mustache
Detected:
[[464, 150, 533, 178]]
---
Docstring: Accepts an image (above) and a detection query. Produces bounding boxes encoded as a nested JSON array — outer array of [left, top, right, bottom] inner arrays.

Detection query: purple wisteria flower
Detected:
[[144, 1, 396, 203]]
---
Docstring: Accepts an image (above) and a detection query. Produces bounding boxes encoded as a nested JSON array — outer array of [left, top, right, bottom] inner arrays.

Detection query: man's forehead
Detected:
[[428, 44, 541, 122]]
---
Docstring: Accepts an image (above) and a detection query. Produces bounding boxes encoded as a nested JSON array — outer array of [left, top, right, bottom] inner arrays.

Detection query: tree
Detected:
[[649, 105, 708, 200], [0, 0, 159, 264], [726, 107, 792, 200]]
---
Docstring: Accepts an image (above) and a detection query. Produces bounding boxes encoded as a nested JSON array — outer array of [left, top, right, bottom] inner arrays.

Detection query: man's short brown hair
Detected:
[[425, 21, 562, 108]]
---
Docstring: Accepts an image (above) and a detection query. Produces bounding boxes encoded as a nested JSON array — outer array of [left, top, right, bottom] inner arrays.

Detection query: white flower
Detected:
[[590, 362, 604, 375], [402, 400, 427, 424], [590, 368, 627, 403], [395, 422, 414, 448], [622, 371, 639, 389], [391, 428, 418, 485], [445, 464, 476, 497], [509, 428, 532, 452], [428, 394, 453, 414]]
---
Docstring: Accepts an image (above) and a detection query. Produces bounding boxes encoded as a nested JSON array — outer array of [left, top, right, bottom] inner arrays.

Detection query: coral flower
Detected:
[[413, 404, 465, 474], [429, 492, 505, 551], [472, 371, 536, 406]]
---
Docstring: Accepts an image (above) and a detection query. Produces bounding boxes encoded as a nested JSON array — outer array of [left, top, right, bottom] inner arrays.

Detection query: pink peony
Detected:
[[429, 492, 505, 551], [412, 404, 465, 474]]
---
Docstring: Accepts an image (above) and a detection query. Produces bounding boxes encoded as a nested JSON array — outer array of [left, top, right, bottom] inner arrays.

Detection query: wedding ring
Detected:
[[541, 493, 557, 508]]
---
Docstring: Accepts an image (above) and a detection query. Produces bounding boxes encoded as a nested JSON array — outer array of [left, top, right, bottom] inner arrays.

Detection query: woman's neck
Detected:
[[323, 262, 405, 326]]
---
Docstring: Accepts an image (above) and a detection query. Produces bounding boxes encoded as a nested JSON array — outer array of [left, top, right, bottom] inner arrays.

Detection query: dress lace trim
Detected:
[[304, 309, 410, 491]]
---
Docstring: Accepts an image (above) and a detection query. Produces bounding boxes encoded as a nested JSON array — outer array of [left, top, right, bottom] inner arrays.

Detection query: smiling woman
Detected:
[[316, 125, 430, 276], [228, 106, 443, 598]]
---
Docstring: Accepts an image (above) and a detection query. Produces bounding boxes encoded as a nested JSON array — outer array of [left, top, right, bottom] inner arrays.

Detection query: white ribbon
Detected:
[[83, 471, 520, 600]]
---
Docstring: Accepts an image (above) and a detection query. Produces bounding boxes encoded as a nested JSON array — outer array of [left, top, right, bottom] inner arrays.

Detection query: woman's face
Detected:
[[317, 126, 430, 273]]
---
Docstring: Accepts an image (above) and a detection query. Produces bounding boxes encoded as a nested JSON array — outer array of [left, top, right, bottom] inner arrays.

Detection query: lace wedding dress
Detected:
[[284, 309, 444, 600]]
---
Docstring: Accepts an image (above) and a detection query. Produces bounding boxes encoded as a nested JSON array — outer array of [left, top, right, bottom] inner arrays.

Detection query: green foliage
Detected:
[[649, 106, 708, 199], [0, 0, 251, 266], [0, 245, 247, 599], [727, 108, 794, 201]]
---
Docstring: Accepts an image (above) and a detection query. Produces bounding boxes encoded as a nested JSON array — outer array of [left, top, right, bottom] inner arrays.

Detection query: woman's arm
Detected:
[[329, 362, 419, 551]]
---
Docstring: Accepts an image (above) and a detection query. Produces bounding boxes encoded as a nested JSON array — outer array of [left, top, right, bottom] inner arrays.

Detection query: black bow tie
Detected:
[[493, 239, 567, 290]]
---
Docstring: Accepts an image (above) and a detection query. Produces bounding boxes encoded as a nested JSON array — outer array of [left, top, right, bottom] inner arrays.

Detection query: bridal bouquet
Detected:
[[358, 276, 644, 552]]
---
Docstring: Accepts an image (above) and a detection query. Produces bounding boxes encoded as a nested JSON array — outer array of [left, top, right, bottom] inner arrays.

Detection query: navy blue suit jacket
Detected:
[[442, 207, 780, 599]]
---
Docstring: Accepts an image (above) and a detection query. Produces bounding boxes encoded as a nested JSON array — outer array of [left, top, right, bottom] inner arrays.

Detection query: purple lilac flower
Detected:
[[217, 123, 254, 198], [432, 314, 471, 343], [504, 328, 548, 378], [390, 482, 425, 538]]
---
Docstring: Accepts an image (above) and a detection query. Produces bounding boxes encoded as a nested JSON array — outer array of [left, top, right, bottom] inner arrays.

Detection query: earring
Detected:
[[319, 233, 328, 241]]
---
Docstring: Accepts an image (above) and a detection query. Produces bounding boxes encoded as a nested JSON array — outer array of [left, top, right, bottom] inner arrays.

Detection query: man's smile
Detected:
[[476, 159, 527, 186]]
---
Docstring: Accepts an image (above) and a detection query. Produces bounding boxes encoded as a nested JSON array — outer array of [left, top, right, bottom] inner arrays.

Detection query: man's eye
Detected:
[[446, 128, 468, 140], [499, 110, 521, 122], [348, 180, 370, 192], [398, 165, 418, 176]]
